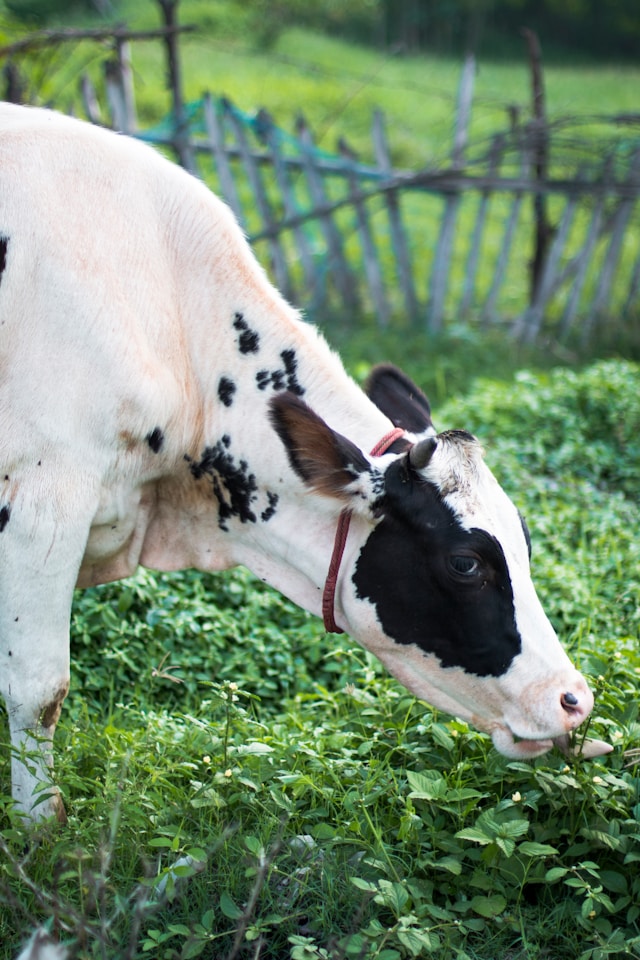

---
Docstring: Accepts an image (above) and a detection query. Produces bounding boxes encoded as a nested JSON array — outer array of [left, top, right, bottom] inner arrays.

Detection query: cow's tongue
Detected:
[[490, 726, 613, 760], [552, 734, 614, 759]]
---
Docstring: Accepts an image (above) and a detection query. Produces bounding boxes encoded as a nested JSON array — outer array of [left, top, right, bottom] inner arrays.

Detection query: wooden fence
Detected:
[[4, 11, 640, 345]]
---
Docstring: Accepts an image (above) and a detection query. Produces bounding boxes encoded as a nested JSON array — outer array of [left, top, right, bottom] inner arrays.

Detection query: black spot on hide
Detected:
[[256, 349, 305, 396], [0, 236, 8, 284], [234, 312, 260, 355], [0, 504, 11, 531], [146, 427, 164, 453], [218, 376, 237, 407], [261, 491, 279, 522], [190, 435, 258, 530]]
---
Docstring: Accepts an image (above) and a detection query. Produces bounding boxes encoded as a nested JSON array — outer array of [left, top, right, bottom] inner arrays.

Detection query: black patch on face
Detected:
[[256, 349, 305, 396], [261, 491, 279, 522], [0, 236, 8, 284], [218, 376, 237, 407], [190, 435, 258, 530], [352, 461, 522, 677], [0, 503, 10, 531], [146, 427, 164, 453], [233, 312, 260, 355]]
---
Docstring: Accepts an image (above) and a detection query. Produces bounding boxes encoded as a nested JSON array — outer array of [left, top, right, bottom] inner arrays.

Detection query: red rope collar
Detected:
[[322, 427, 405, 633]]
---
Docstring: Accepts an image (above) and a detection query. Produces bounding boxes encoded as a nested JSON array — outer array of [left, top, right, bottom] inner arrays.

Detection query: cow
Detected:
[[0, 104, 609, 824]]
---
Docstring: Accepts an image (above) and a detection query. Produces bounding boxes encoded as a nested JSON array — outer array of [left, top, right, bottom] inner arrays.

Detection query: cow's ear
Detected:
[[365, 364, 434, 434], [269, 394, 383, 512]]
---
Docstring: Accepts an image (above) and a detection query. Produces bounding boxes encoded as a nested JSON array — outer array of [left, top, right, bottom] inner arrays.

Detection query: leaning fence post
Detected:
[[428, 52, 475, 331], [80, 73, 102, 124], [459, 133, 504, 317], [372, 109, 419, 324], [224, 99, 293, 299], [256, 108, 318, 304], [157, 0, 195, 173], [202, 93, 244, 226], [296, 113, 360, 315], [521, 28, 552, 305], [339, 137, 390, 327], [515, 177, 581, 342], [482, 130, 529, 325], [583, 148, 640, 344]]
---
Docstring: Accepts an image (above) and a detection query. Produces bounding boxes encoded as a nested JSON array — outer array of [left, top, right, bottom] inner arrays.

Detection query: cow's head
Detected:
[[270, 365, 597, 759]]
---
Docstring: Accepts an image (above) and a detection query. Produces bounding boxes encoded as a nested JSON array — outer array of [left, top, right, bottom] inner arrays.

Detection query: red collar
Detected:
[[322, 427, 405, 633]]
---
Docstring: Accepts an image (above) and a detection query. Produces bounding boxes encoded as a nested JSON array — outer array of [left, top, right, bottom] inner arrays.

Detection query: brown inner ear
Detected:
[[269, 393, 370, 500]]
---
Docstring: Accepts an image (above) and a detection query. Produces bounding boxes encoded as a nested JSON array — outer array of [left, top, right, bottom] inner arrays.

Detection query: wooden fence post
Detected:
[[522, 28, 552, 305], [339, 137, 390, 327], [224, 100, 292, 298], [296, 114, 360, 315], [516, 178, 581, 342], [583, 148, 640, 343], [157, 0, 195, 173], [372, 109, 419, 324], [460, 133, 504, 317], [256, 108, 318, 304], [428, 52, 475, 331], [482, 130, 529, 325], [202, 93, 245, 226], [104, 39, 137, 133]]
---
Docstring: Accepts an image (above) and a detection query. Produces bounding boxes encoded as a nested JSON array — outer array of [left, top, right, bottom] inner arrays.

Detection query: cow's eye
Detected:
[[449, 555, 480, 577]]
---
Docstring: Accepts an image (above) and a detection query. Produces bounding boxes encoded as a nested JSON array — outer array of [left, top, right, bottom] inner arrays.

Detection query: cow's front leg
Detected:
[[6, 676, 69, 824], [0, 485, 91, 823]]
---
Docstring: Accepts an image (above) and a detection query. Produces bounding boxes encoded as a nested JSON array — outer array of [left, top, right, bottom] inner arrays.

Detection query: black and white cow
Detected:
[[0, 104, 608, 823]]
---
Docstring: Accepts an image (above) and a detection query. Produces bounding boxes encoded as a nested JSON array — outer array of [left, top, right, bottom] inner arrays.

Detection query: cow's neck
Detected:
[[195, 302, 393, 623]]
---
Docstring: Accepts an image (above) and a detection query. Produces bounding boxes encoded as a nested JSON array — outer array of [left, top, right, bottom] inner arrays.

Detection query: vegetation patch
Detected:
[[1, 359, 639, 959]]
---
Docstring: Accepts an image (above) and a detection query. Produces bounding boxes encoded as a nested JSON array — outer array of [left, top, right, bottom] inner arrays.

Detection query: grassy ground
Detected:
[[1, 360, 639, 960]]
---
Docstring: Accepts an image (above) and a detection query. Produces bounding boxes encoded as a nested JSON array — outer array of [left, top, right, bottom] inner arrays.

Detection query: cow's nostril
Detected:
[[561, 691, 579, 711]]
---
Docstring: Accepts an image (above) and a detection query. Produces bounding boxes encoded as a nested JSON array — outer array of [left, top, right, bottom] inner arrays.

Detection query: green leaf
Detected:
[[546, 867, 569, 883], [374, 880, 409, 915], [244, 835, 264, 857], [600, 870, 628, 894], [456, 827, 492, 845], [519, 842, 558, 857], [406, 771, 447, 801], [351, 877, 377, 893], [471, 894, 507, 918], [237, 741, 274, 755], [495, 837, 516, 858], [182, 941, 207, 959], [435, 856, 463, 876], [219, 891, 243, 920], [398, 927, 434, 955]]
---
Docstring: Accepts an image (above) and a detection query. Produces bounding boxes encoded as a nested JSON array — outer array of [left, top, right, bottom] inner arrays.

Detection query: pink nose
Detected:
[[560, 690, 591, 727]]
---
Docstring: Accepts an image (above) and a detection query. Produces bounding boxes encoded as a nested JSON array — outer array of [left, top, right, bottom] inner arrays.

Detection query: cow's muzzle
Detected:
[[485, 676, 612, 760]]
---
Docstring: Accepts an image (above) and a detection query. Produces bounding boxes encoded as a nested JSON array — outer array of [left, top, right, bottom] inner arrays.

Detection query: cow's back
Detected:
[[0, 105, 259, 463]]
